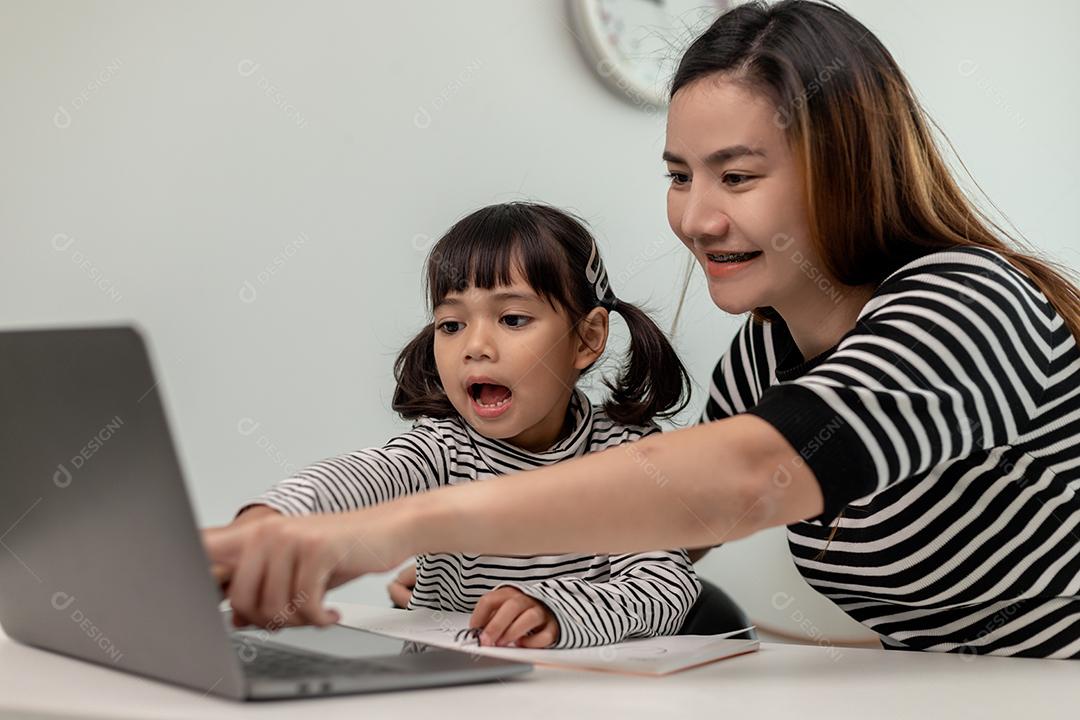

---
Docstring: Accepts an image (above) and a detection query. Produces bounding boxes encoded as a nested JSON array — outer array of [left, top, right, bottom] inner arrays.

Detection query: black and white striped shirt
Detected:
[[249, 389, 701, 648], [705, 246, 1080, 658]]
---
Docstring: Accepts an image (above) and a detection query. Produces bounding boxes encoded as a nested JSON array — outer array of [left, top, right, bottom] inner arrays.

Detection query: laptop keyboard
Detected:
[[233, 637, 397, 680]]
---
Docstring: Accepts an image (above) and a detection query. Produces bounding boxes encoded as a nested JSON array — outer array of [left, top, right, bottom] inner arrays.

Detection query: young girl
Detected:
[[235, 202, 700, 649]]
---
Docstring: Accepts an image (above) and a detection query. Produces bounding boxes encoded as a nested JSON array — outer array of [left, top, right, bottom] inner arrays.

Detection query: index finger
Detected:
[[202, 523, 249, 587], [468, 591, 504, 630], [211, 563, 232, 584], [203, 522, 247, 560], [478, 598, 530, 647]]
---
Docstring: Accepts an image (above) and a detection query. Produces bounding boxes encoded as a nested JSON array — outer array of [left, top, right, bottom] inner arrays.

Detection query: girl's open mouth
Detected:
[[469, 383, 513, 418]]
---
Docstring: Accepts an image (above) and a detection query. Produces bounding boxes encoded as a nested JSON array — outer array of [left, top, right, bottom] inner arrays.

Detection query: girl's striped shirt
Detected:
[[704, 246, 1080, 658], [247, 389, 701, 648]]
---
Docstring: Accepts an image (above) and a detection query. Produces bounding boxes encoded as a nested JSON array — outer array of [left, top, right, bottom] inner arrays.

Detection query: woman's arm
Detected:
[[233, 505, 281, 524], [401, 414, 823, 558], [204, 414, 824, 629]]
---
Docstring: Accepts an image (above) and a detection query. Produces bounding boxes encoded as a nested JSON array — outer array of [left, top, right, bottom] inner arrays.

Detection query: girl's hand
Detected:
[[203, 508, 410, 629], [468, 587, 558, 648], [387, 563, 417, 609]]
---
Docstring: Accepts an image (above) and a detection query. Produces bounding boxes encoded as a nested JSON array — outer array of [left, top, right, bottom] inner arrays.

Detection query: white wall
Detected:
[[3, 0, 1076, 642]]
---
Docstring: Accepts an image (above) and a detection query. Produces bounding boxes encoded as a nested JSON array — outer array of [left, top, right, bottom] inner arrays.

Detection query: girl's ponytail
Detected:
[[391, 323, 454, 420], [601, 301, 691, 426]]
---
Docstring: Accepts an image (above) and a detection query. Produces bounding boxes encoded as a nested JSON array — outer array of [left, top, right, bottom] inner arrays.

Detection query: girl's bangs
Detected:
[[427, 206, 573, 311]]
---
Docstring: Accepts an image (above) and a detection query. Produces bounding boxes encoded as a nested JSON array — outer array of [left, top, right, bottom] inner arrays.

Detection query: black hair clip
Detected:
[[454, 627, 482, 645], [586, 238, 619, 311]]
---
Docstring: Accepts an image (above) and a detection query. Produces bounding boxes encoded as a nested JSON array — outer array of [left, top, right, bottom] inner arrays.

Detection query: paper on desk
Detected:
[[329, 602, 759, 676]]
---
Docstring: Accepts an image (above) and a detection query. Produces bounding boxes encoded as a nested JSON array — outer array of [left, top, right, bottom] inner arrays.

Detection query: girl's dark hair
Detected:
[[392, 202, 691, 427], [670, 0, 1080, 341]]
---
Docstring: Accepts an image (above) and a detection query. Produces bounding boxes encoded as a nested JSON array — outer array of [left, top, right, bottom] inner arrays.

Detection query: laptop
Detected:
[[0, 325, 532, 700]]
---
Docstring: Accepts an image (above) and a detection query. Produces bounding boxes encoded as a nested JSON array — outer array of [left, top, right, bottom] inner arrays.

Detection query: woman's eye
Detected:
[[664, 171, 690, 186], [722, 173, 754, 187], [437, 321, 462, 334], [501, 315, 531, 328]]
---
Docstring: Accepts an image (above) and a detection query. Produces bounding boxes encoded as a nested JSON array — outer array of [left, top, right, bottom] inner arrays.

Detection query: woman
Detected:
[[206, 0, 1080, 658]]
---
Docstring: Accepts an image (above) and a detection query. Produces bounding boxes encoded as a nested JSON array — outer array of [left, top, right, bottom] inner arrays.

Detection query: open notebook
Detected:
[[330, 603, 759, 676]]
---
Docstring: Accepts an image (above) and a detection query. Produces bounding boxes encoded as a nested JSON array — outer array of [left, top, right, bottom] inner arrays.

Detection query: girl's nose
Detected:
[[463, 325, 497, 362]]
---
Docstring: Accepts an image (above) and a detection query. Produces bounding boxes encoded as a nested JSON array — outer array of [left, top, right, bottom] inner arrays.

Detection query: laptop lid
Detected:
[[0, 326, 248, 699]]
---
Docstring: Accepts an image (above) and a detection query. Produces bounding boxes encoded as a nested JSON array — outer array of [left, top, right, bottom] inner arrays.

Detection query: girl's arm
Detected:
[[247, 424, 451, 517], [687, 547, 713, 563], [495, 550, 702, 648], [203, 414, 823, 629]]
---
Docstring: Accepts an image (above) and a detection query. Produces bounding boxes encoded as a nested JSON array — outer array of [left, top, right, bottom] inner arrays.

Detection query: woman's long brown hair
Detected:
[[671, 0, 1080, 342], [670, 0, 1080, 554]]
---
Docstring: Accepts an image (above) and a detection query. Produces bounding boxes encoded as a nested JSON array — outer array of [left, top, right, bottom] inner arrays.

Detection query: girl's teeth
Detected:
[[478, 396, 511, 408]]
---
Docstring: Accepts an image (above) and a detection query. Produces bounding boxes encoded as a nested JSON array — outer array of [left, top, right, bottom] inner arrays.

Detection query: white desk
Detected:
[[1, 624, 1075, 719]]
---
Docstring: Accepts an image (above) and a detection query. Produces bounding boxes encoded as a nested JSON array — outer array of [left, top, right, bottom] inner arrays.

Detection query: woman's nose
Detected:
[[679, 183, 730, 241]]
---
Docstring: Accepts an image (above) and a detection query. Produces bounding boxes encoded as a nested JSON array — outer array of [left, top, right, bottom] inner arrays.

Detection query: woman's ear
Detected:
[[573, 307, 609, 370]]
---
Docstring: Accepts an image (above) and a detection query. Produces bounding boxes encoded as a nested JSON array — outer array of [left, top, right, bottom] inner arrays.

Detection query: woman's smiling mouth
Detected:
[[704, 250, 762, 278]]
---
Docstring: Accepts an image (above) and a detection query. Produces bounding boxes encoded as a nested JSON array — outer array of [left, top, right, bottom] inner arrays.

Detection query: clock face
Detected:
[[568, 0, 732, 108]]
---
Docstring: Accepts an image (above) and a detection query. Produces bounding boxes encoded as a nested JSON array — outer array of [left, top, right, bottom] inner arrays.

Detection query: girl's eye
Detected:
[[664, 171, 690, 187], [501, 315, 531, 328], [437, 321, 462, 334]]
